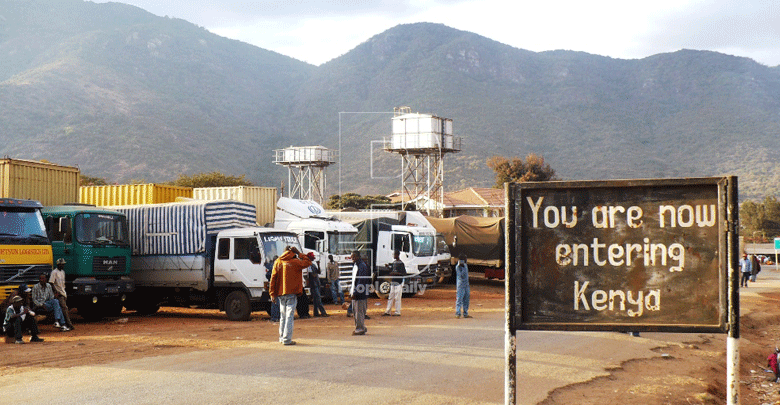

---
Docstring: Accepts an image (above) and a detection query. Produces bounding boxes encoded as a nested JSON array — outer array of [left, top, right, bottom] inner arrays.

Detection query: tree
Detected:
[[326, 193, 393, 210], [486, 153, 558, 187], [80, 174, 108, 186], [740, 196, 780, 242], [170, 172, 254, 188]]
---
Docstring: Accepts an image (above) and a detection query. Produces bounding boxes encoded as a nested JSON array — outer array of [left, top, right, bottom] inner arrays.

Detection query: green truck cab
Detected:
[[41, 205, 134, 320]]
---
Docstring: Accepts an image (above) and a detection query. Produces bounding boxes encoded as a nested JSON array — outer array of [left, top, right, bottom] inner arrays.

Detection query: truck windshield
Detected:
[[436, 234, 450, 255], [0, 208, 47, 239], [74, 213, 129, 245], [328, 231, 357, 255], [412, 235, 435, 257], [259, 233, 303, 266]]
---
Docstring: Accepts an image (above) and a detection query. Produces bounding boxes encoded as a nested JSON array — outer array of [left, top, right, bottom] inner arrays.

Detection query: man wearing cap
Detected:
[[4, 295, 44, 344], [50, 258, 74, 330], [306, 252, 328, 317]]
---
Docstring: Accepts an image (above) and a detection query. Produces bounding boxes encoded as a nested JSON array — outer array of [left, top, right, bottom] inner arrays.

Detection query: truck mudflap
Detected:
[[436, 261, 452, 279], [418, 268, 438, 286], [71, 276, 135, 297]]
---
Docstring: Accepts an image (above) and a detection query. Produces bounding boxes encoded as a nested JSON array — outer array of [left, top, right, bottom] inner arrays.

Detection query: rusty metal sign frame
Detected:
[[506, 177, 737, 334]]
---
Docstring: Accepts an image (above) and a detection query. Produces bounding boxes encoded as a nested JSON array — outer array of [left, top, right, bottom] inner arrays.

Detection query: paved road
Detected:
[[1, 300, 707, 405]]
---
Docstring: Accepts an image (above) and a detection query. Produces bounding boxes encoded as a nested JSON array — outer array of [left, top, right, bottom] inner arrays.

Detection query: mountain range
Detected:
[[2, 0, 779, 200]]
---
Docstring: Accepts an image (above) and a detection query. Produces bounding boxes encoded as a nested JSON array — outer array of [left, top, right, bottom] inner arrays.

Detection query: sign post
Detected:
[[505, 177, 738, 404], [774, 237, 780, 268]]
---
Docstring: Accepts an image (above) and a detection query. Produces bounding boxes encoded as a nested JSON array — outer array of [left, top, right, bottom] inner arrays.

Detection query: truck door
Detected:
[[390, 232, 411, 268], [229, 237, 264, 288], [45, 215, 74, 273]]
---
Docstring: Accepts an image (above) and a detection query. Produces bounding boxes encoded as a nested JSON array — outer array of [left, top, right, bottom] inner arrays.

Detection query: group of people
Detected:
[[267, 245, 472, 345], [3, 258, 75, 344], [740, 252, 763, 287]]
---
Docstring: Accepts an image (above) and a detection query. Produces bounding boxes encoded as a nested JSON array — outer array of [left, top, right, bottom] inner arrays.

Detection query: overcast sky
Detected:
[[97, 0, 780, 67]]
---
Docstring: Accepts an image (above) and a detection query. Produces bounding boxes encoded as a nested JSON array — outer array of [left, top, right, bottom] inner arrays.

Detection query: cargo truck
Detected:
[[0, 198, 53, 301], [329, 210, 451, 296], [115, 200, 302, 321], [274, 197, 358, 298], [41, 205, 135, 320]]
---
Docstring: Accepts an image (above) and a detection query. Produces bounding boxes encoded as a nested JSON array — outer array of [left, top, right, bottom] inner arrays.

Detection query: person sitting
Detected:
[[31, 274, 70, 331], [3, 296, 44, 344]]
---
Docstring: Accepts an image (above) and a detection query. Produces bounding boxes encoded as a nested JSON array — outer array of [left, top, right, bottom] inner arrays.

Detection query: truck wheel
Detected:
[[77, 304, 104, 321], [225, 290, 251, 321], [102, 299, 124, 318], [375, 279, 391, 299], [134, 303, 160, 315]]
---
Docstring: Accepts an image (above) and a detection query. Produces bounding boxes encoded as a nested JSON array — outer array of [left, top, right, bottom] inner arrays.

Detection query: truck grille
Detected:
[[0, 264, 50, 284], [93, 256, 127, 273]]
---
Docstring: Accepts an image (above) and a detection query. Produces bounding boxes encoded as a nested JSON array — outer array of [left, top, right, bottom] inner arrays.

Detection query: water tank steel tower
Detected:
[[273, 145, 335, 204], [384, 107, 461, 216]]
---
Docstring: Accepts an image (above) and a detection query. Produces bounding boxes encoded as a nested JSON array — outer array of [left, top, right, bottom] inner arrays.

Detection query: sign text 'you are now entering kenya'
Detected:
[[507, 177, 737, 333]]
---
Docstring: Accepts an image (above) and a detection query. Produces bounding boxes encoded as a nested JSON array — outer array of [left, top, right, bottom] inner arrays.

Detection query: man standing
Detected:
[[32, 274, 70, 331], [307, 252, 328, 317], [383, 250, 406, 316], [740, 252, 752, 287], [50, 258, 74, 330], [269, 246, 311, 346], [326, 255, 343, 305], [349, 250, 371, 335], [455, 254, 471, 318]]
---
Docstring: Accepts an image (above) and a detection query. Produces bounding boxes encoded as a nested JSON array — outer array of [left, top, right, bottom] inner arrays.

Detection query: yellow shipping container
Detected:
[[0, 158, 80, 206], [80, 184, 193, 206], [193, 186, 277, 226]]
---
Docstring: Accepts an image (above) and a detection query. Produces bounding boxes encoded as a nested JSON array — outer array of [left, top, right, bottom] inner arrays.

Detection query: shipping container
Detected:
[[0, 158, 79, 206], [193, 186, 277, 226], [80, 184, 193, 206]]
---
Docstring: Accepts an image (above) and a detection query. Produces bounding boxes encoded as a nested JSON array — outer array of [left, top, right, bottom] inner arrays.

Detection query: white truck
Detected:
[[274, 197, 358, 298], [115, 200, 303, 321], [328, 210, 452, 296]]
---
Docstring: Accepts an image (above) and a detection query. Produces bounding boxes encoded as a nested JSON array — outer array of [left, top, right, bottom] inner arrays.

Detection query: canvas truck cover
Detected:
[[113, 200, 257, 256], [350, 217, 402, 267], [426, 215, 504, 267]]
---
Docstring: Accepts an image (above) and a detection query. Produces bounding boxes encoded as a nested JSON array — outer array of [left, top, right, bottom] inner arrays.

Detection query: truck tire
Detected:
[[375, 279, 391, 299], [225, 290, 251, 321], [134, 303, 160, 315], [102, 298, 124, 318], [76, 303, 104, 321]]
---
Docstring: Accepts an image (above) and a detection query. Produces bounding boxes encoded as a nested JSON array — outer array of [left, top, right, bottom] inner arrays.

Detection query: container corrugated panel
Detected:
[[0, 158, 79, 206], [193, 186, 277, 226], [79, 184, 193, 206], [113, 200, 257, 255]]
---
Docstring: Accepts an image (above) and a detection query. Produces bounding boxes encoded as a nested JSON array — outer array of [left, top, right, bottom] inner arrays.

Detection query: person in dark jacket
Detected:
[[307, 252, 328, 317], [383, 250, 406, 316], [349, 250, 371, 335]]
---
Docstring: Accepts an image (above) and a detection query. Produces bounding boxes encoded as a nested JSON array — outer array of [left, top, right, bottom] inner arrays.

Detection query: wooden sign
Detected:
[[507, 177, 736, 333]]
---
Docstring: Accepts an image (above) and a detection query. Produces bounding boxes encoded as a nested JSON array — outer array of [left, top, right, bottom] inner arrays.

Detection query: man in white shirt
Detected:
[[50, 258, 74, 330]]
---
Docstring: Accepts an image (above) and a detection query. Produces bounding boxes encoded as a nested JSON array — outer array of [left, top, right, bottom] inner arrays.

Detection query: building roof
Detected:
[[446, 187, 505, 208], [381, 187, 505, 209]]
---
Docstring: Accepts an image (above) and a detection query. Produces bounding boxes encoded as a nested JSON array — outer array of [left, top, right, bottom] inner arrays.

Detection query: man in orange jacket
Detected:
[[269, 246, 311, 346]]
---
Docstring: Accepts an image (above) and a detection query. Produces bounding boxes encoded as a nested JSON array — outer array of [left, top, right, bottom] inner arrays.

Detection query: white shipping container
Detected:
[[193, 186, 277, 226]]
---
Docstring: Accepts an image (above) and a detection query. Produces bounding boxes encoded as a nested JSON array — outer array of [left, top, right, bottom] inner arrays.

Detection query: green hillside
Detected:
[[1, 1, 779, 200]]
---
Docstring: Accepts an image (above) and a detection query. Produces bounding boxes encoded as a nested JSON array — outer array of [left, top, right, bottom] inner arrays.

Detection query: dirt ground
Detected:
[[2, 276, 778, 404]]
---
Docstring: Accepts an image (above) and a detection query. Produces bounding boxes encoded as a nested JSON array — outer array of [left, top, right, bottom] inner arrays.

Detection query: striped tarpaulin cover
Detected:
[[114, 200, 256, 255]]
